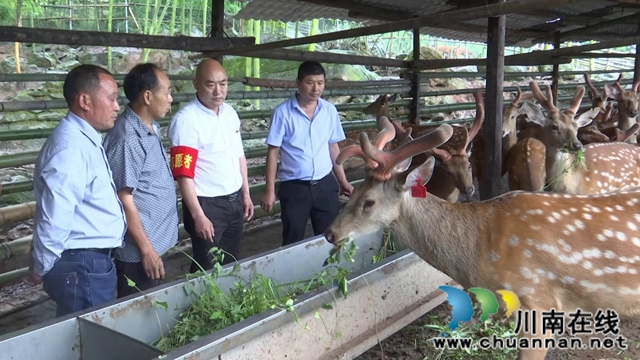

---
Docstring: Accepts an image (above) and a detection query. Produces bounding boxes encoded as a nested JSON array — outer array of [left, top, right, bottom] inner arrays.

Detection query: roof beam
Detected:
[[534, 12, 640, 43], [0, 26, 254, 51], [510, 35, 640, 60], [202, 0, 584, 58], [345, 10, 550, 39], [297, 0, 412, 20]]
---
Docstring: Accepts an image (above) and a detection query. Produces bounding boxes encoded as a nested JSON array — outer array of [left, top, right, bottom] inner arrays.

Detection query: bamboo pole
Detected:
[[202, 0, 582, 57], [0, 202, 36, 226], [0, 86, 414, 112]]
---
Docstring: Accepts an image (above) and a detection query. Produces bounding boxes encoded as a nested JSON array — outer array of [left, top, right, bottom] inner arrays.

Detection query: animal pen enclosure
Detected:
[[2, 0, 640, 359]]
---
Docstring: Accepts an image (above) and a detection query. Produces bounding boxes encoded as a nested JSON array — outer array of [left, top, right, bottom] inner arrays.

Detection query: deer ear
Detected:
[[604, 84, 618, 100], [394, 157, 413, 173], [574, 108, 600, 128], [403, 156, 435, 191], [522, 100, 546, 126], [389, 94, 398, 103]]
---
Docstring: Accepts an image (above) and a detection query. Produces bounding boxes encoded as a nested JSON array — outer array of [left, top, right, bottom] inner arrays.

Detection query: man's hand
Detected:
[[140, 248, 165, 280], [194, 213, 214, 242], [243, 194, 255, 221], [341, 182, 354, 197], [261, 191, 276, 212], [23, 271, 43, 286]]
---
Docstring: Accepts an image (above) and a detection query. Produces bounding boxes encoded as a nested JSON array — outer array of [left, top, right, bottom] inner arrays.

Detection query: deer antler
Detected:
[[463, 91, 485, 152], [529, 81, 559, 114], [584, 72, 600, 103], [336, 116, 397, 170], [360, 124, 454, 181], [615, 73, 625, 94], [392, 120, 412, 144], [567, 86, 586, 115], [512, 85, 523, 106]]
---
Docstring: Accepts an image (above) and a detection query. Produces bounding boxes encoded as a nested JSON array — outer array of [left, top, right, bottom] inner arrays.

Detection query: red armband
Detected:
[[170, 145, 198, 179]]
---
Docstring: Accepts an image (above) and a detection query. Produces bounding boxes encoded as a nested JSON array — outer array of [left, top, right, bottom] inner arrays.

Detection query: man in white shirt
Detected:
[[168, 59, 254, 272]]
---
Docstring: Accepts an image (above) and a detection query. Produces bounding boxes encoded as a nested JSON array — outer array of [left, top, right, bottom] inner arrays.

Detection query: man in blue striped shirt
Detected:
[[23, 64, 127, 318], [261, 61, 353, 247]]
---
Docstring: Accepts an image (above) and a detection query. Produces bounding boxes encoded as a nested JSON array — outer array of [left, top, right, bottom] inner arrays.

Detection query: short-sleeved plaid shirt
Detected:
[[103, 106, 180, 262]]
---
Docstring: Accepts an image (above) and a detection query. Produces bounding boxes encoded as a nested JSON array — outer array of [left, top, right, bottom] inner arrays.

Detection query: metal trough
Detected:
[[0, 229, 453, 360]]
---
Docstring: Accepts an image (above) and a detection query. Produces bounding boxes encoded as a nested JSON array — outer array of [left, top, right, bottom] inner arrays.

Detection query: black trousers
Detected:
[[279, 173, 340, 247], [115, 255, 167, 298], [183, 189, 244, 273]]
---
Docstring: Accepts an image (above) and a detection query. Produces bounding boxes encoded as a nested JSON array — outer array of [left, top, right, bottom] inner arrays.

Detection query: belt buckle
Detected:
[[228, 192, 238, 201], [310, 180, 319, 186]]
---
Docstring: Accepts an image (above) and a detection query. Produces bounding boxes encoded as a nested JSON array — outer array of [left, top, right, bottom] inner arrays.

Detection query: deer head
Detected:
[[584, 72, 608, 112], [326, 123, 454, 244], [607, 73, 640, 118], [503, 85, 532, 137], [522, 81, 600, 152], [577, 123, 610, 144], [362, 94, 398, 120]]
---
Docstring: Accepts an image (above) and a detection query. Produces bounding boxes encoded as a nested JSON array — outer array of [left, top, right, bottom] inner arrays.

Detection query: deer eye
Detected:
[[551, 124, 559, 131], [363, 200, 375, 209]]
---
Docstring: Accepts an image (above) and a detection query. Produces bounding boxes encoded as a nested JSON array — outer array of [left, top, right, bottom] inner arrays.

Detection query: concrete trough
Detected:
[[0, 230, 452, 360]]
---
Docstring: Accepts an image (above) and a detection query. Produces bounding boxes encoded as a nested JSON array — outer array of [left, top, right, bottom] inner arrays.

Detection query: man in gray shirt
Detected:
[[103, 63, 179, 298], [24, 64, 127, 317]]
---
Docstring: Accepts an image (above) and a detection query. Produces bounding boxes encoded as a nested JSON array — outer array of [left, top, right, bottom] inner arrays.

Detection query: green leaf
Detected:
[[154, 301, 168, 310], [285, 298, 294, 307], [127, 278, 136, 287], [321, 303, 333, 310]]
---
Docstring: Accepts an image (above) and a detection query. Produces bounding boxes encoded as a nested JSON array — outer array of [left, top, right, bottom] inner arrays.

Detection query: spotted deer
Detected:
[[607, 73, 640, 143], [324, 120, 640, 360], [391, 91, 484, 202], [522, 80, 640, 195]]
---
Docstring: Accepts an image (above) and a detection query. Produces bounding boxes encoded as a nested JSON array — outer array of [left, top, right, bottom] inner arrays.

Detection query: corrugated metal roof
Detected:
[[234, 0, 640, 47]]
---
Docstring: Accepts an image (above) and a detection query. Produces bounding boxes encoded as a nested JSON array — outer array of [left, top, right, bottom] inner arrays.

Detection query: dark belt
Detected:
[[215, 189, 240, 201], [63, 248, 115, 255], [289, 174, 329, 186]]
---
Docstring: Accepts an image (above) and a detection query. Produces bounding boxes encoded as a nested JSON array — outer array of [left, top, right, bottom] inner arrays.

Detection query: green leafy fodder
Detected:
[[154, 245, 361, 353]]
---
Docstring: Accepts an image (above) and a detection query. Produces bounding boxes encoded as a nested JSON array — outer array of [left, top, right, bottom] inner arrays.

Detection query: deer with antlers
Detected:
[[521, 81, 640, 195], [605, 73, 640, 144], [391, 91, 484, 202], [325, 120, 640, 360]]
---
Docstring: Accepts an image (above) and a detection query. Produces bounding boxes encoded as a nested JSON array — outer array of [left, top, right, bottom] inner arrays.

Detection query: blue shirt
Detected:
[[265, 94, 346, 181], [103, 106, 180, 262], [31, 111, 127, 276]]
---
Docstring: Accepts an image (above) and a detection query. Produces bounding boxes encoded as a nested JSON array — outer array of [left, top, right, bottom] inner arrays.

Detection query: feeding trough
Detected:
[[0, 229, 452, 360]]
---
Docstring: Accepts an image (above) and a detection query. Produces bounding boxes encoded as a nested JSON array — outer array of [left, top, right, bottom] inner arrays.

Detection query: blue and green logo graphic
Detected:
[[438, 285, 521, 336]]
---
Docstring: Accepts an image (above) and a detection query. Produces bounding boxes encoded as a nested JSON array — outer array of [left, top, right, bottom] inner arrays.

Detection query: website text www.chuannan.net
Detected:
[[431, 334, 628, 351]]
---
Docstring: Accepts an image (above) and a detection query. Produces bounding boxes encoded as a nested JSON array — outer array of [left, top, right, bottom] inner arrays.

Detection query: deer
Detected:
[[391, 91, 484, 202], [521, 80, 640, 195], [358, 93, 483, 202], [604, 73, 640, 144], [470, 85, 531, 191], [324, 119, 640, 360]]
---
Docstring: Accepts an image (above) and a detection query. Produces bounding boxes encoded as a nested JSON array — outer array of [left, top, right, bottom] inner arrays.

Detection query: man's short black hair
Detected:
[[123, 63, 163, 103], [297, 61, 326, 81], [63, 64, 113, 107]]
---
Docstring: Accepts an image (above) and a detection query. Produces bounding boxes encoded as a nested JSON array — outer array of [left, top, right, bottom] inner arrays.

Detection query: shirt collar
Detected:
[[195, 94, 226, 116], [123, 105, 158, 136], [66, 110, 104, 146], [290, 92, 324, 114]]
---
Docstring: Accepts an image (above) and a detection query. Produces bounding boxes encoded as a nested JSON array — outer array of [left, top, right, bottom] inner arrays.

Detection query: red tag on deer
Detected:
[[411, 177, 427, 198]]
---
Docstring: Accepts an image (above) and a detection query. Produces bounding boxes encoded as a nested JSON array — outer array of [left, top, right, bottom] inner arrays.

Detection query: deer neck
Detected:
[[616, 109, 638, 143], [544, 146, 582, 193], [426, 163, 460, 203], [503, 130, 518, 158], [393, 196, 482, 288]]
